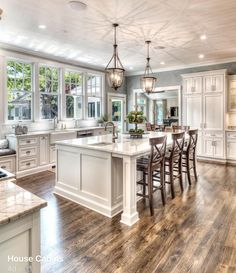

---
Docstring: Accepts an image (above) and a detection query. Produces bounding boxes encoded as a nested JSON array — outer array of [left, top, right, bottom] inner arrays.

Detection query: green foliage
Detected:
[[126, 111, 146, 124]]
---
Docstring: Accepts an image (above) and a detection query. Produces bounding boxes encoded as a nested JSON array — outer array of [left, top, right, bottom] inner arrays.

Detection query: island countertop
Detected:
[[0, 181, 47, 226], [56, 131, 185, 157]]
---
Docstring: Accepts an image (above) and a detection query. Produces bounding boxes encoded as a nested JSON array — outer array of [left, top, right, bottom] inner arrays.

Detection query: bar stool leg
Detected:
[[193, 153, 198, 181], [186, 154, 192, 185], [169, 162, 175, 199], [142, 171, 146, 195], [178, 157, 184, 192], [148, 173, 154, 216], [160, 164, 166, 205]]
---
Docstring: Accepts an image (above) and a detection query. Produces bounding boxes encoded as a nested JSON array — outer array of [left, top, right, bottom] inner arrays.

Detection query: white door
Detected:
[[39, 135, 49, 165], [108, 94, 126, 133], [203, 94, 224, 130], [183, 95, 202, 129]]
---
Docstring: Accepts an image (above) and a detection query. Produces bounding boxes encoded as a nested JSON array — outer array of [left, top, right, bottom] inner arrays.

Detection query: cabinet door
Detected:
[[214, 139, 224, 158], [183, 95, 202, 129], [228, 79, 236, 112], [227, 140, 236, 160], [183, 77, 202, 94], [50, 145, 56, 164], [203, 94, 223, 130], [39, 135, 49, 166], [202, 138, 214, 157], [203, 75, 224, 93]]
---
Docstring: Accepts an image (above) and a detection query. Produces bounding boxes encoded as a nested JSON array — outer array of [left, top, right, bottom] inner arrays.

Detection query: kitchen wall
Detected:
[[126, 61, 236, 125]]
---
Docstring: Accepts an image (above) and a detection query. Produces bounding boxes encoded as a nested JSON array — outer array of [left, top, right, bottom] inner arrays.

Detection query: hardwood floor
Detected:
[[16, 162, 236, 273]]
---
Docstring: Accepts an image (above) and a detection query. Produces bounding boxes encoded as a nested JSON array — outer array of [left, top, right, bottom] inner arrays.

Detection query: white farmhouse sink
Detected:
[[89, 142, 113, 147], [50, 130, 77, 144]]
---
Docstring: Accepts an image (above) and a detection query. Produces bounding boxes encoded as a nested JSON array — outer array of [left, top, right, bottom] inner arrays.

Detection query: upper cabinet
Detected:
[[183, 76, 202, 94], [228, 75, 236, 112], [203, 74, 224, 93]]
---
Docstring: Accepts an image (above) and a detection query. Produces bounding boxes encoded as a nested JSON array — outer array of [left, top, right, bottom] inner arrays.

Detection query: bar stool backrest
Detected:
[[146, 122, 152, 131], [170, 132, 185, 159], [172, 125, 190, 132], [187, 129, 198, 153], [149, 136, 167, 172]]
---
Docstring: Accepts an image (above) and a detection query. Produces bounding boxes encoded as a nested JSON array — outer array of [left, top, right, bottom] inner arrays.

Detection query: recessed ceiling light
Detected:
[[160, 61, 165, 65], [68, 0, 87, 10], [38, 25, 47, 29], [198, 54, 205, 59], [200, 34, 207, 40]]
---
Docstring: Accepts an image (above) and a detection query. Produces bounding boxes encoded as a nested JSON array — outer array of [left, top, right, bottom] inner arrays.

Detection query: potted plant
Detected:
[[98, 114, 109, 126], [126, 111, 146, 138]]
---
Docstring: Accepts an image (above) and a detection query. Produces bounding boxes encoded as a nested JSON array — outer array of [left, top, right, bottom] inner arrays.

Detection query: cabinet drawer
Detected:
[[19, 158, 38, 171], [19, 147, 38, 159], [204, 131, 223, 138], [227, 132, 236, 139], [0, 157, 15, 173], [19, 137, 38, 147]]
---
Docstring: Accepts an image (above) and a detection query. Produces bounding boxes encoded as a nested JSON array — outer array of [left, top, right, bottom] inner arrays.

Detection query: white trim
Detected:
[[126, 59, 236, 76]]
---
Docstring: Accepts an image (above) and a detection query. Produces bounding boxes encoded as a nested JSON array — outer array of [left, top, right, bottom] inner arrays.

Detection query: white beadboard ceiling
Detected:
[[0, 0, 236, 74]]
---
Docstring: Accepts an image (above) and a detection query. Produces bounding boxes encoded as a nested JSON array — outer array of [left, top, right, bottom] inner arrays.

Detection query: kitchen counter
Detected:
[[0, 180, 47, 225], [0, 181, 47, 273], [55, 131, 177, 157]]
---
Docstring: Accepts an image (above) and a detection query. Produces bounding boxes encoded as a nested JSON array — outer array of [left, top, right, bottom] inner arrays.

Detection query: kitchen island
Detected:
[[54, 132, 179, 226], [0, 180, 47, 273]]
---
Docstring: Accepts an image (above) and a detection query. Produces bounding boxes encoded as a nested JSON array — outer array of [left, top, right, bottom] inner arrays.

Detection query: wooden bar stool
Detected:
[[136, 136, 167, 216], [164, 132, 185, 199], [182, 129, 198, 185]]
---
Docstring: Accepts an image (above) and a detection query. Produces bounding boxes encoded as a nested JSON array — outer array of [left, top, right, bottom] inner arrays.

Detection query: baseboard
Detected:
[[16, 164, 54, 178], [197, 157, 227, 165]]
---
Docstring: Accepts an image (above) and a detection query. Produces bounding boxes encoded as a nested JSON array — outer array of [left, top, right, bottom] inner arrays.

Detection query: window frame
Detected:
[[5, 58, 34, 123], [64, 69, 84, 120], [86, 73, 103, 120], [38, 64, 60, 121]]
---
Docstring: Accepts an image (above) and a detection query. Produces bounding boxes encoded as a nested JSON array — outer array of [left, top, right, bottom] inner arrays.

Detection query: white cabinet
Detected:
[[50, 145, 56, 164], [203, 94, 224, 130], [183, 95, 202, 129], [39, 135, 49, 166], [182, 69, 226, 161], [226, 132, 236, 160], [203, 137, 224, 159], [183, 77, 202, 94], [0, 155, 16, 173], [228, 76, 236, 112], [203, 74, 224, 93]]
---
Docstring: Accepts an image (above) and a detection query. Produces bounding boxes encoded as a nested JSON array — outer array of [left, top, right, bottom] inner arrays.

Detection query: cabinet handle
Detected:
[[26, 162, 31, 166], [1, 165, 6, 169], [26, 140, 31, 144], [26, 151, 31, 154]]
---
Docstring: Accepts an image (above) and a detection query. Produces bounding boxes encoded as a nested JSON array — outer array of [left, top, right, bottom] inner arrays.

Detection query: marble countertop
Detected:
[[6, 126, 110, 137], [56, 132, 185, 157], [0, 181, 47, 226]]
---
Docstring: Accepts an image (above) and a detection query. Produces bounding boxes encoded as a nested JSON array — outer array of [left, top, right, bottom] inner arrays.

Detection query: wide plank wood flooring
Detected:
[[16, 162, 236, 273]]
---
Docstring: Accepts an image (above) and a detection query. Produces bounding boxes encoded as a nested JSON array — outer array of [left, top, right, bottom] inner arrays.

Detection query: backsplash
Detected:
[[0, 119, 98, 139]]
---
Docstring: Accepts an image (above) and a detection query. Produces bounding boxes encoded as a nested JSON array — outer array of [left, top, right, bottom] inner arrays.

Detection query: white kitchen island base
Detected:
[[55, 145, 124, 218], [54, 133, 176, 226]]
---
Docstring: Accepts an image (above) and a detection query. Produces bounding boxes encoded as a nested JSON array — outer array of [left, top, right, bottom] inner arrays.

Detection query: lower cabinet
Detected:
[[50, 145, 56, 164], [226, 132, 236, 161], [39, 135, 49, 166], [202, 136, 224, 159], [0, 155, 16, 173]]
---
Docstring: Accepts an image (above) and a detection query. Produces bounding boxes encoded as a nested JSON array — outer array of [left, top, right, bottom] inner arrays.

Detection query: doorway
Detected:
[[108, 93, 126, 133]]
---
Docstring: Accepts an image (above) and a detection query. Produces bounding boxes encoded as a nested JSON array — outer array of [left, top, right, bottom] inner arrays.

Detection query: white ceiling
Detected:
[[1, 0, 236, 74]]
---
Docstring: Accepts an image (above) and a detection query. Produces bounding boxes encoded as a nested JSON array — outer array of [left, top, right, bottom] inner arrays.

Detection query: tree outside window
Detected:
[[65, 70, 83, 119], [7, 60, 32, 121], [39, 65, 59, 119]]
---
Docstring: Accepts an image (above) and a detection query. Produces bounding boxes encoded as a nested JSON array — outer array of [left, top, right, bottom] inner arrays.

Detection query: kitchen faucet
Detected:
[[53, 116, 58, 129], [105, 122, 118, 143]]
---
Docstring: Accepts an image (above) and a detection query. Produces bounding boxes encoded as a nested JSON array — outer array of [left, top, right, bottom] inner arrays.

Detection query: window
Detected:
[[65, 70, 83, 119], [136, 94, 147, 116], [7, 60, 32, 121], [87, 74, 102, 118], [39, 65, 59, 119]]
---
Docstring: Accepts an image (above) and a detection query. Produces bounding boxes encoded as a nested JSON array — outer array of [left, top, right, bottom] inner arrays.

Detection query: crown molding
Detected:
[[125, 57, 236, 76]]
